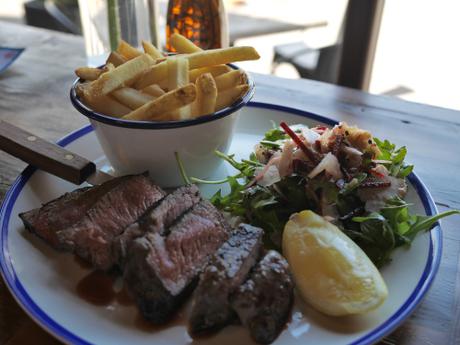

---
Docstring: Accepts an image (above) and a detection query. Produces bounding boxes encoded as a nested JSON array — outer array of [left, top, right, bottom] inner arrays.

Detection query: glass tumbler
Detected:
[[78, 0, 160, 66]]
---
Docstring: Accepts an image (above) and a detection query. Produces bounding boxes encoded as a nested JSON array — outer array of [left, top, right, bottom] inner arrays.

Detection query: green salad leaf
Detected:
[[263, 128, 288, 142], [352, 198, 459, 266], [195, 126, 459, 267], [374, 138, 414, 178]]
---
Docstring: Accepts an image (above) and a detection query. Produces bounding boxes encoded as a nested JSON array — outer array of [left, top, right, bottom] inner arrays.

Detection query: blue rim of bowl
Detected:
[[0, 101, 442, 345], [70, 64, 255, 129]]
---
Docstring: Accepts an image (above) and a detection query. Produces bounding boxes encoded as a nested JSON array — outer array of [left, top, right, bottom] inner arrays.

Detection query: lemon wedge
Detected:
[[282, 210, 388, 316]]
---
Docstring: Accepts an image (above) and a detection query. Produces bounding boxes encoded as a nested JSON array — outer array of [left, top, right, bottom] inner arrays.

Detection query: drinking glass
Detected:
[[78, 0, 160, 66]]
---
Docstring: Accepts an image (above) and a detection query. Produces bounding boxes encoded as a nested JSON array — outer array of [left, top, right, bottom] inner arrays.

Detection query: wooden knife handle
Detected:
[[0, 120, 95, 185]]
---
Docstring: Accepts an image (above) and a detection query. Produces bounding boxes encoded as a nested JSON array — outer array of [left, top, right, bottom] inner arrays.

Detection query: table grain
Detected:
[[0, 21, 459, 345]]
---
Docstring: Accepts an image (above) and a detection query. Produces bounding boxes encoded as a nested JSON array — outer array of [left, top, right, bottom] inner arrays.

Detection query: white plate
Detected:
[[0, 102, 441, 345]]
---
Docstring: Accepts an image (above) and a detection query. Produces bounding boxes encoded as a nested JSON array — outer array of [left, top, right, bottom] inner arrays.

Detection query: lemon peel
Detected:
[[282, 210, 388, 316]]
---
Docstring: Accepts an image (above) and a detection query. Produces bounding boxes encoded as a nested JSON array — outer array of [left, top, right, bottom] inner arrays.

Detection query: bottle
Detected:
[[166, 0, 229, 51]]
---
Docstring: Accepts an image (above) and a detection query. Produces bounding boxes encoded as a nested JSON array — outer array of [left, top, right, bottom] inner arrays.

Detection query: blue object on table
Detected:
[[0, 47, 24, 73]]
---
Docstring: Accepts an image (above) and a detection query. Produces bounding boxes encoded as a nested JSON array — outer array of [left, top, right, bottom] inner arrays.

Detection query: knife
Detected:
[[0, 120, 113, 185]]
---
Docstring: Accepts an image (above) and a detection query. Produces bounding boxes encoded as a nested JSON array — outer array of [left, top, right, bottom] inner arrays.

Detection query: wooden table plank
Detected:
[[0, 21, 459, 345]]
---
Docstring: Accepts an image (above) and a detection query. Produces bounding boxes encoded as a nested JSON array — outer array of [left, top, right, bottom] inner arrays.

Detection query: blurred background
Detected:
[[1, 0, 459, 111]]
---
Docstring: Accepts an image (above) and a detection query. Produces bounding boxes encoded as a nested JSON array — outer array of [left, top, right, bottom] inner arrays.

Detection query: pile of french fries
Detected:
[[74, 34, 260, 121]]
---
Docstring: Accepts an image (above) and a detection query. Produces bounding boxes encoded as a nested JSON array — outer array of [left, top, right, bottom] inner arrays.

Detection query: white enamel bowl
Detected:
[[70, 66, 254, 187]]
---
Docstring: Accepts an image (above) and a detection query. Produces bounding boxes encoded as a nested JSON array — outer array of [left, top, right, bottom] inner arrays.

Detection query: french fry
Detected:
[[123, 84, 196, 121], [76, 81, 130, 116], [215, 84, 249, 111], [167, 57, 190, 90], [75, 67, 102, 81], [75, 81, 91, 98], [157, 78, 169, 92], [106, 51, 127, 67], [134, 60, 168, 89], [142, 40, 163, 59], [167, 57, 191, 119], [214, 69, 246, 91], [170, 33, 202, 53], [117, 40, 142, 60], [189, 65, 231, 82], [88, 54, 154, 98], [135, 47, 258, 89], [142, 84, 165, 97], [187, 46, 260, 69], [75, 64, 114, 82], [77, 38, 258, 121], [192, 73, 217, 117], [81, 92, 131, 117], [112, 87, 154, 109], [103, 63, 115, 72]]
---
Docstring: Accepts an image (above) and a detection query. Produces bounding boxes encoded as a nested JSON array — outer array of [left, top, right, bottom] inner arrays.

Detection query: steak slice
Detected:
[[113, 184, 201, 267], [123, 200, 230, 324], [230, 250, 294, 344], [56, 173, 165, 270], [18, 174, 131, 248], [189, 223, 264, 335]]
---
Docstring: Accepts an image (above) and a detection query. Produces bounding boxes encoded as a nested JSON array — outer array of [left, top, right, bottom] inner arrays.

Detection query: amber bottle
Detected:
[[166, 0, 229, 51]]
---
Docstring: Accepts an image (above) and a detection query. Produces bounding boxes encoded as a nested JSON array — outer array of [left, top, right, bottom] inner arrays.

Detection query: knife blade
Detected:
[[0, 120, 113, 185]]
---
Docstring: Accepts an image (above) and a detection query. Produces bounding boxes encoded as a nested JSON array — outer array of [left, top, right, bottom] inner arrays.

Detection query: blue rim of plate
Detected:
[[0, 101, 442, 345]]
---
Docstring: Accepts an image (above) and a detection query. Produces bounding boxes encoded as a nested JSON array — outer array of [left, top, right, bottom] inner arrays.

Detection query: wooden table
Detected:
[[0, 21, 459, 345]]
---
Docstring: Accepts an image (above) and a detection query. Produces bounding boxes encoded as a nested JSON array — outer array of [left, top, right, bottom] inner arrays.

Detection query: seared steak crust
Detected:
[[230, 250, 294, 344], [123, 200, 230, 324], [189, 223, 264, 335], [140, 184, 201, 234], [57, 174, 165, 269], [19, 174, 166, 270], [113, 184, 201, 267], [18, 178, 122, 248]]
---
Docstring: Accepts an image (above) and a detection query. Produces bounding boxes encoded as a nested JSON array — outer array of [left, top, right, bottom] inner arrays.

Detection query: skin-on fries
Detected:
[[214, 69, 246, 91], [167, 57, 189, 90], [106, 51, 127, 67], [142, 84, 165, 97], [216, 84, 249, 111], [187, 46, 260, 69], [74, 34, 258, 122], [117, 40, 142, 60], [134, 60, 168, 89], [76, 81, 131, 117], [170, 33, 202, 53], [112, 87, 154, 109], [88, 54, 154, 99], [75, 64, 115, 81], [189, 65, 231, 82], [142, 40, 163, 59], [88, 96, 132, 117], [192, 73, 218, 117], [167, 57, 191, 119], [123, 84, 196, 121], [75, 67, 102, 81], [135, 46, 258, 90]]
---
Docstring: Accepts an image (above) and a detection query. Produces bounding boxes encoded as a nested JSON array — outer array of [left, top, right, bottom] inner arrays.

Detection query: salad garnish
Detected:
[[198, 122, 459, 267]]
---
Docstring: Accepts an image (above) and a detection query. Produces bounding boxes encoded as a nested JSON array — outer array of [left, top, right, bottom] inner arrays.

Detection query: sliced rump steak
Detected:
[[18, 175, 126, 248], [113, 184, 201, 267], [123, 199, 230, 324], [19, 173, 166, 270], [189, 223, 264, 335], [230, 250, 294, 344]]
